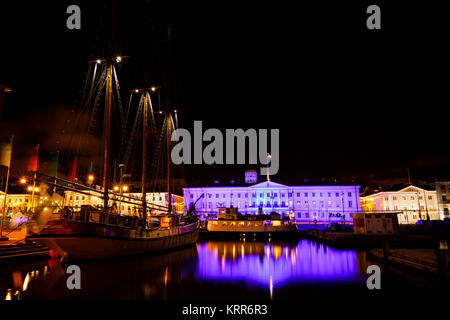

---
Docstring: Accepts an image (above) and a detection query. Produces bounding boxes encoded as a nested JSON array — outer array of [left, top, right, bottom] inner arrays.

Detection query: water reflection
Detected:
[[196, 240, 363, 289], [1, 240, 367, 300]]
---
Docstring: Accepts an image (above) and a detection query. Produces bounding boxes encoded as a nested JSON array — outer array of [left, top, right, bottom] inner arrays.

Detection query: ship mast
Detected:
[[142, 91, 150, 221], [167, 113, 172, 215], [103, 62, 113, 210], [166, 25, 173, 216]]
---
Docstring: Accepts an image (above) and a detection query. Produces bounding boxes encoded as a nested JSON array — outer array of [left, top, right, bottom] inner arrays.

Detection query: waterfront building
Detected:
[[360, 185, 439, 224], [435, 181, 450, 219], [0, 191, 32, 213], [183, 179, 361, 225], [63, 190, 183, 215]]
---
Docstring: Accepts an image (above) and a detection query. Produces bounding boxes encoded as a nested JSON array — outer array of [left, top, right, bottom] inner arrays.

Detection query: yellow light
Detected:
[[122, 186, 128, 192], [116, 56, 122, 62], [135, 89, 139, 93], [88, 174, 94, 181], [113, 186, 119, 191], [44, 207, 48, 211], [22, 273, 30, 291], [27, 186, 33, 191], [20, 178, 27, 184], [96, 59, 101, 64], [35, 187, 39, 192], [151, 87, 156, 92]]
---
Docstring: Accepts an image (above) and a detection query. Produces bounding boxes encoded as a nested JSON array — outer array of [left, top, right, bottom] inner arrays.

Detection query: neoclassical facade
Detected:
[[360, 185, 440, 224], [183, 181, 361, 223]]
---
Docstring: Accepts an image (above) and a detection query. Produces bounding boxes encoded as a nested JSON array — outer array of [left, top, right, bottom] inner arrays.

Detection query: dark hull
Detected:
[[27, 220, 200, 260]]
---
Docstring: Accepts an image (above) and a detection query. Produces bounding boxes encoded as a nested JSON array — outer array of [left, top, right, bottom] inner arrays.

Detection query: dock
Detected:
[[0, 229, 50, 264], [301, 229, 439, 249], [367, 248, 450, 279]]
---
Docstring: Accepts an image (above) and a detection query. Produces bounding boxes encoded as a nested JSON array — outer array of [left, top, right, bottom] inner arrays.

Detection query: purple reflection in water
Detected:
[[195, 240, 361, 288]]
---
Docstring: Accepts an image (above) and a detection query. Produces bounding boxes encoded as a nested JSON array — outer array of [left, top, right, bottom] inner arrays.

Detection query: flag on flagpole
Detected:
[[27, 144, 39, 172], [0, 137, 13, 168], [49, 151, 59, 177], [69, 156, 77, 181]]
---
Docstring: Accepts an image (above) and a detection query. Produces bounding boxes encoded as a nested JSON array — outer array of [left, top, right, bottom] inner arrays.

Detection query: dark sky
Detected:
[[0, 0, 449, 188]]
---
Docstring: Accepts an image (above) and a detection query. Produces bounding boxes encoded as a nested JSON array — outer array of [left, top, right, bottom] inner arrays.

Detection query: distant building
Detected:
[[435, 181, 450, 219], [360, 185, 439, 224], [0, 191, 32, 213], [63, 191, 183, 215], [183, 179, 361, 224]]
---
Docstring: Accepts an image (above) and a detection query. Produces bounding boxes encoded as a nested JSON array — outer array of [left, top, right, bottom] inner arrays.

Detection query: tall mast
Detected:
[[167, 114, 172, 215], [142, 92, 149, 221], [103, 63, 113, 210], [166, 25, 172, 215]]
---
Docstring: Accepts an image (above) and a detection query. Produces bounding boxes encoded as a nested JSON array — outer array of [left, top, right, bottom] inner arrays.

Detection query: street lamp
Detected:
[[20, 178, 27, 184]]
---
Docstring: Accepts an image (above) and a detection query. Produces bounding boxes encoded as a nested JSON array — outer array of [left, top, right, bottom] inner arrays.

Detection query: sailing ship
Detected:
[[27, 18, 200, 260]]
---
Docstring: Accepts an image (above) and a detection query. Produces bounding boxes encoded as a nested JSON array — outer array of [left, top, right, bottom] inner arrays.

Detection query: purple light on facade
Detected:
[[195, 240, 361, 288]]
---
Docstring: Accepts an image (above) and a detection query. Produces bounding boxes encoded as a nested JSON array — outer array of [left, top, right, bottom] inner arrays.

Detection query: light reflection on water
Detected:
[[195, 240, 363, 289], [0, 239, 367, 300]]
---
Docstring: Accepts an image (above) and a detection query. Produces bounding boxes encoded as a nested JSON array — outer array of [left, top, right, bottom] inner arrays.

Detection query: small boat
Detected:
[[201, 208, 298, 239]]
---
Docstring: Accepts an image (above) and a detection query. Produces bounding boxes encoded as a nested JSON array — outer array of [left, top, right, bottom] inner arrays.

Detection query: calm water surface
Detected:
[[1, 239, 372, 300]]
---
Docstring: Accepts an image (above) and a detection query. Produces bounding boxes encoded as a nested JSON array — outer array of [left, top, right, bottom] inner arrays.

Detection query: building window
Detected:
[[393, 196, 397, 200], [208, 194, 212, 198], [297, 192, 300, 197], [304, 192, 308, 197], [428, 195, 432, 200], [312, 192, 315, 197], [190, 194, 193, 199], [348, 201, 352, 208], [328, 192, 331, 197], [335, 192, 339, 197], [348, 192, 352, 197]]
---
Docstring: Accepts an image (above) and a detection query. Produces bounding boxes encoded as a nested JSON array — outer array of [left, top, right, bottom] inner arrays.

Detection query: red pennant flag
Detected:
[[69, 156, 77, 181], [27, 144, 39, 172]]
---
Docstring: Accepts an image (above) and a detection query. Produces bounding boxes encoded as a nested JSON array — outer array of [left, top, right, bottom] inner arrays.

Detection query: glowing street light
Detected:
[[122, 185, 128, 192], [27, 186, 33, 192], [113, 186, 120, 192], [20, 178, 27, 184]]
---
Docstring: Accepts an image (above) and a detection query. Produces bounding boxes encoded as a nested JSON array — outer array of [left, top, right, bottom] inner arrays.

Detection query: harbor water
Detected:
[[0, 239, 435, 300]]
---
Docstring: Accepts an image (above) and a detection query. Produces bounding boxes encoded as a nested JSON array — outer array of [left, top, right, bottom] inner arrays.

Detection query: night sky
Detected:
[[0, 1, 448, 189]]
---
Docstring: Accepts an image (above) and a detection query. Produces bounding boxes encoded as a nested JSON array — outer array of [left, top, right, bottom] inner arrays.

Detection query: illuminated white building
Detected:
[[360, 185, 440, 224], [0, 191, 32, 213], [63, 191, 183, 215], [183, 180, 361, 224], [435, 181, 450, 219]]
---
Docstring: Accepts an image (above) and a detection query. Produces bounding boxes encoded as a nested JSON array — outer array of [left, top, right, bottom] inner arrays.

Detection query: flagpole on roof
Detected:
[[0, 135, 14, 239]]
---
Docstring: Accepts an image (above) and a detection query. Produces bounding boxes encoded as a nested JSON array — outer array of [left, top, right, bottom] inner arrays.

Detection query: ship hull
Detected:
[[27, 220, 199, 260]]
